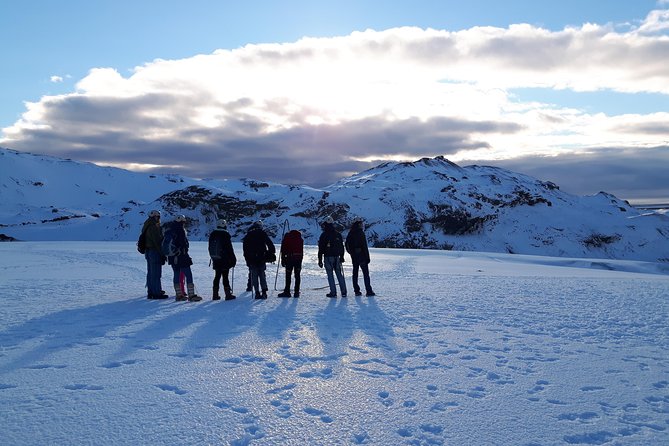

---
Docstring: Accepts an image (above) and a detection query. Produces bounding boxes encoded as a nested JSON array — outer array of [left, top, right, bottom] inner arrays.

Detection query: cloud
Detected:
[[50, 76, 64, 83], [3, 18, 669, 200], [473, 146, 669, 203]]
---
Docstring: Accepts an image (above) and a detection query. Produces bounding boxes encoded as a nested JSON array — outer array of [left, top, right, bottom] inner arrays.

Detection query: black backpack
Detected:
[[208, 231, 224, 260], [137, 229, 147, 254]]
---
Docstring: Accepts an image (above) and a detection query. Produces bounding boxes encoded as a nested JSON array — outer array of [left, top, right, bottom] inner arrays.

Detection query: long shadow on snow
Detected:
[[0, 297, 162, 374], [314, 297, 355, 362], [111, 292, 259, 361], [257, 296, 299, 340], [176, 292, 259, 356]]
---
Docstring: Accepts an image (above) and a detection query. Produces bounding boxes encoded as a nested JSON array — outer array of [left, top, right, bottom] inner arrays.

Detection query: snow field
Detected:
[[0, 242, 668, 445]]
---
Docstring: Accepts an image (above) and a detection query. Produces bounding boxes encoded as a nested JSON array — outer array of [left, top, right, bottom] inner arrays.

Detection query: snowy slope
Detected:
[[1, 242, 668, 445], [1, 147, 668, 262]]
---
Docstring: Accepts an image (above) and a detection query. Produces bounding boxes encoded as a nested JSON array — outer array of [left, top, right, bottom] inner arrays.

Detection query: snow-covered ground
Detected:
[[1, 242, 668, 445]]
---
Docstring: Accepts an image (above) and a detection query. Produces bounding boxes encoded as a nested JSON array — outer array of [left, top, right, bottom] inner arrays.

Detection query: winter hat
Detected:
[[175, 215, 187, 223], [149, 210, 161, 218], [352, 216, 363, 223], [324, 216, 334, 225], [216, 219, 227, 229]]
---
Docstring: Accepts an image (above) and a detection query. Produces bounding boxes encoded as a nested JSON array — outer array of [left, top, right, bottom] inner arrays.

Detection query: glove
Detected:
[[318, 259, 323, 268], [339, 256, 345, 263], [161, 255, 167, 265]]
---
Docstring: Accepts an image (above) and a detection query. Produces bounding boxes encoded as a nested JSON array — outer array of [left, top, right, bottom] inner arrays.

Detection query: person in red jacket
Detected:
[[278, 229, 304, 297]]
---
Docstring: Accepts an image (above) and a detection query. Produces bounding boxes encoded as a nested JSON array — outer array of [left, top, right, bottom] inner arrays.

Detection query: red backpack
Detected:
[[282, 230, 304, 260]]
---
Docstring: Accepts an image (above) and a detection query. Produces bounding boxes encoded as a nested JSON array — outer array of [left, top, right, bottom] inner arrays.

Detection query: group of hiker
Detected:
[[140, 211, 375, 302]]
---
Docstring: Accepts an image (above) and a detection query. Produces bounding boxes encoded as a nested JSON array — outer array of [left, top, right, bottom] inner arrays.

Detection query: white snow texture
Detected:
[[1, 242, 668, 445]]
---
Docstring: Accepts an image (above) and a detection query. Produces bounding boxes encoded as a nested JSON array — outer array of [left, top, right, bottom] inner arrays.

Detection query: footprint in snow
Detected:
[[154, 384, 187, 395], [558, 412, 600, 422], [24, 364, 67, 370], [466, 386, 487, 399], [430, 401, 459, 412], [528, 380, 550, 395], [100, 359, 139, 369], [213, 400, 252, 414], [378, 390, 393, 407], [64, 384, 104, 391], [303, 406, 334, 423]]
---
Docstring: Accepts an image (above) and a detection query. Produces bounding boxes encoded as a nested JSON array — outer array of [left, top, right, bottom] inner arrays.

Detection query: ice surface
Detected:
[[1, 242, 668, 445]]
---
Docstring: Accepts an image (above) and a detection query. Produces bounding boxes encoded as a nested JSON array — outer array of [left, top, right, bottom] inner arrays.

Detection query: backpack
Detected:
[[161, 222, 179, 257], [282, 230, 303, 260], [137, 230, 147, 254], [208, 231, 224, 260]]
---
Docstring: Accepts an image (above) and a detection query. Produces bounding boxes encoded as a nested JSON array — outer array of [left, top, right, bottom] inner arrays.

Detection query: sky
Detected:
[[1, 0, 668, 204]]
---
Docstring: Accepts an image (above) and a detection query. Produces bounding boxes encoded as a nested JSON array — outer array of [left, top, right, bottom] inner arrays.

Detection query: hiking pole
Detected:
[[274, 219, 289, 291]]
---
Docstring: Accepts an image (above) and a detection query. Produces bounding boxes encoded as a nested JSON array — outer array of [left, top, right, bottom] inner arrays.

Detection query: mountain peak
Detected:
[[1, 147, 667, 263]]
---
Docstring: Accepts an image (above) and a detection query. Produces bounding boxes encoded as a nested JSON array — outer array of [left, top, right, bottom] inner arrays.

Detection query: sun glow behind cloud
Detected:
[[2, 9, 669, 200]]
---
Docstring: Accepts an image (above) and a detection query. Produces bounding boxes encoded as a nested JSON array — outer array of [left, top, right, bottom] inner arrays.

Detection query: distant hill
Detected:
[[1, 147, 668, 262]]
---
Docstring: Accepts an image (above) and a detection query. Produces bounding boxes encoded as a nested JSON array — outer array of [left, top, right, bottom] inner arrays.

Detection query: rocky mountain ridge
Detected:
[[1, 147, 667, 262]]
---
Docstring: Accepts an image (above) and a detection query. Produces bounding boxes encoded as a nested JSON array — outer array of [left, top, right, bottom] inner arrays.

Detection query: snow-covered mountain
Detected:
[[1, 147, 668, 262]]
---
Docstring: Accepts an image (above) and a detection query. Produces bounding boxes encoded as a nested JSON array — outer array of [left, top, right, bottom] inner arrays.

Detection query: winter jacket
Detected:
[[209, 229, 237, 270], [318, 223, 344, 259], [345, 222, 371, 264], [142, 217, 163, 253], [281, 230, 304, 267], [167, 222, 192, 267], [242, 226, 275, 267]]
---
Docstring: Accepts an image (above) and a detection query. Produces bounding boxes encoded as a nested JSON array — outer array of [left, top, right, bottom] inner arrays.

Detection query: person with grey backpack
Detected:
[[318, 216, 347, 298]]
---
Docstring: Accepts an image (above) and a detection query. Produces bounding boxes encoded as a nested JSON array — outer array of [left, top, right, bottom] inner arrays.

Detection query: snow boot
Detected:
[[187, 283, 202, 302], [175, 284, 187, 301], [326, 292, 337, 298], [293, 290, 300, 298], [212, 284, 221, 301], [224, 287, 236, 301], [366, 290, 376, 297], [278, 289, 291, 298]]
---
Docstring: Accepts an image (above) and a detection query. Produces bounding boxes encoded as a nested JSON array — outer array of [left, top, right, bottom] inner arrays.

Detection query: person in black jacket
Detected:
[[209, 219, 237, 300], [318, 216, 347, 298], [242, 220, 275, 299], [345, 216, 375, 296]]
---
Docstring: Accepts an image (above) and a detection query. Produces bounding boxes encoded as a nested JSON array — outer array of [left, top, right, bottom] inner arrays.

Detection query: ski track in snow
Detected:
[[0, 242, 668, 445]]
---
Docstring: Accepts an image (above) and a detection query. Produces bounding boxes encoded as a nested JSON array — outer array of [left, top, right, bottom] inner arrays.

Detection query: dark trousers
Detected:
[[283, 261, 302, 293], [213, 268, 231, 292], [352, 260, 372, 294]]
